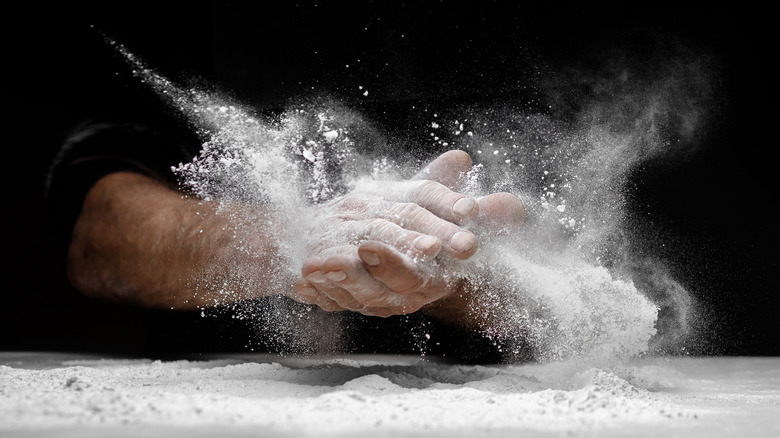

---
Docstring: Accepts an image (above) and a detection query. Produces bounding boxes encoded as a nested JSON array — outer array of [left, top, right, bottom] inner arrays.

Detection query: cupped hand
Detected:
[[293, 150, 525, 317]]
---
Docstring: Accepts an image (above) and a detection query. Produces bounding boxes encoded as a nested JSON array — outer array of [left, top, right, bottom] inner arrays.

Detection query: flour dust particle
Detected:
[[108, 38, 707, 364]]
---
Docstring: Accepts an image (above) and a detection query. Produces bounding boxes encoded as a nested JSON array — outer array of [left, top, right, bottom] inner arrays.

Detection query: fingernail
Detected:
[[413, 235, 439, 253], [324, 271, 347, 281], [452, 197, 476, 217], [305, 271, 325, 283], [450, 231, 477, 253], [361, 251, 381, 266]]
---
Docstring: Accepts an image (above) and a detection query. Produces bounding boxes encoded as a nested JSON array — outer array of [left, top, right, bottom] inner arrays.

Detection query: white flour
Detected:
[[0, 355, 698, 436], [106, 40, 692, 362], [6, 356, 779, 437]]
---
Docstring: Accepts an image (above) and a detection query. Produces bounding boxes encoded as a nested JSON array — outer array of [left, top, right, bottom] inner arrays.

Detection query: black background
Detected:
[[4, 2, 776, 357]]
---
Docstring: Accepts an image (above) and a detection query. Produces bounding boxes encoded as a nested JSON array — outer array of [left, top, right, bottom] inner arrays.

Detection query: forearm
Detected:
[[67, 171, 292, 309]]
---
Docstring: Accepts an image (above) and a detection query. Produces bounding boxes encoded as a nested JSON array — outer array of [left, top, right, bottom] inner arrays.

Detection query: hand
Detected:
[[292, 150, 526, 318]]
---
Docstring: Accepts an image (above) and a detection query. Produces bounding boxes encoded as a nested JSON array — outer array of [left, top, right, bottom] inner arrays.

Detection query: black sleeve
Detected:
[[44, 114, 199, 252]]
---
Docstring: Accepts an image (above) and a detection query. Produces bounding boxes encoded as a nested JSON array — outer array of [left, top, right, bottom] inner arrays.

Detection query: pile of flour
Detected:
[[0, 356, 694, 435]]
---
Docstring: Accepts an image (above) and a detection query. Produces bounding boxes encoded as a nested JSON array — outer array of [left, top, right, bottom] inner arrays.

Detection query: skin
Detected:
[[296, 151, 526, 320], [67, 150, 525, 328]]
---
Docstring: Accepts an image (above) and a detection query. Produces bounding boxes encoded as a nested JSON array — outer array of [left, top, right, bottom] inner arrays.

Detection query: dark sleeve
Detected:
[[45, 115, 199, 251]]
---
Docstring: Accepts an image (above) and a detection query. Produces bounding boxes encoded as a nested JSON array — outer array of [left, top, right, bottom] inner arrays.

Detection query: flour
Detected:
[[0, 357, 694, 435], [5, 356, 779, 436], [97, 36, 710, 363]]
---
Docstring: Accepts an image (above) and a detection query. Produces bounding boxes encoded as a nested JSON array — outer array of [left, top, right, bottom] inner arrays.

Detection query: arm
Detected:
[[66, 170, 474, 313], [67, 171, 294, 309]]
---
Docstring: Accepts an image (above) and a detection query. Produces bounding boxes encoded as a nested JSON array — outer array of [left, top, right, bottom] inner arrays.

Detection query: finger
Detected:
[[335, 201, 474, 259], [301, 255, 325, 278], [413, 150, 473, 190], [358, 241, 428, 294], [303, 272, 365, 311], [354, 218, 442, 262], [360, 178, 478, 225], [404, 179, 480, 225], [303, 251, 428, 316], [301, 254, 364, 310], [307, 280, 364, 311], [303, 250, 431, 317], [294, 278, 346, 312], [290, 279, 314, 303], [318, 254, 405, 309], [376, 203, 478, 260], [476, 192, 526, 235]]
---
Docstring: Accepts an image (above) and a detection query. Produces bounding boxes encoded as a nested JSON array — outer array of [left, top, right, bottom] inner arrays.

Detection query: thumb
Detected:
[[412, 150, 473, 190]]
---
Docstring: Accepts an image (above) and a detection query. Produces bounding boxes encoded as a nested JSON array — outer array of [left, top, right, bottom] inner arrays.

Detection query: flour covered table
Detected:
[[1, 353, 777, 437]]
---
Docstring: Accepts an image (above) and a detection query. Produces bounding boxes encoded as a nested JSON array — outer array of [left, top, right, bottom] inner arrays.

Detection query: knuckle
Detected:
[[411, 180, 445, 201], [415, 179, 441, 193], [391, 202, 425, 226], [364, 218, 385, 236], [365, 218, 396, 237]]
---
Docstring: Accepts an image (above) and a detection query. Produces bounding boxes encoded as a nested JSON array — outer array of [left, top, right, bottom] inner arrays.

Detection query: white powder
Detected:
[[0, 355, 711, 435], [101, 40, 702, 362]]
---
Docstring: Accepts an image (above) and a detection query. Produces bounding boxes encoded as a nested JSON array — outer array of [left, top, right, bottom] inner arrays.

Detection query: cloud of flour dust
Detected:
[[107, 33, 715, 362]]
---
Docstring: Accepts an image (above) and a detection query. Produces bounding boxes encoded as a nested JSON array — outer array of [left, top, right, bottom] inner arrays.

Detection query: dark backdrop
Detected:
[[4, 2, 776, 357]]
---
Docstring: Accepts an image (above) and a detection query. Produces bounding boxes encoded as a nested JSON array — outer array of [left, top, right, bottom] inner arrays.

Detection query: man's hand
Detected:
[[293, 150, 526, 318]]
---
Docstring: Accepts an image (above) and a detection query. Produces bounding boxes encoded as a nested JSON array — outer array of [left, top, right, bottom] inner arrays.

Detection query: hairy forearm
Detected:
[[67, 171, 291, 309]]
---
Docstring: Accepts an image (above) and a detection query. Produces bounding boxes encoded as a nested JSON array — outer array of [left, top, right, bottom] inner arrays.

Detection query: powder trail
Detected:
[[108, 36, 701, 364]]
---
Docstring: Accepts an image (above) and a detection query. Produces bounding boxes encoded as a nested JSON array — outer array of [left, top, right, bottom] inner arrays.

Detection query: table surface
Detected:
[[1, 352, 778, 437]]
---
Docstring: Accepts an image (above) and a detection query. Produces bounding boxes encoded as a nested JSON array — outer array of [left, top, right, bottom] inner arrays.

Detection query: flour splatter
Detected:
[[107, 35, 706, 363]]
